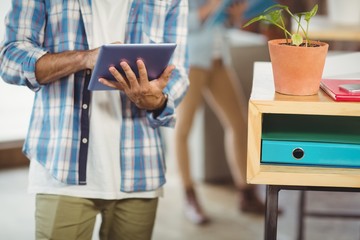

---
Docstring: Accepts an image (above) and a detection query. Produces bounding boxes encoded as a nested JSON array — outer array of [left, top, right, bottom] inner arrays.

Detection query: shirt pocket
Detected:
[[142, 0, 171, 43]]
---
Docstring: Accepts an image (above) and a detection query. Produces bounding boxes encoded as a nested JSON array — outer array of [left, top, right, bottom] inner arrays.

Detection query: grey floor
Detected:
[[2, 165, 360, 240]]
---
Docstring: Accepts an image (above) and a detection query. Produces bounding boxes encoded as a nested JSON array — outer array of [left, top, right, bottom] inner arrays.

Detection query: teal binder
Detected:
[[261, 140, 360, 167], [261, 114, 360, 167]]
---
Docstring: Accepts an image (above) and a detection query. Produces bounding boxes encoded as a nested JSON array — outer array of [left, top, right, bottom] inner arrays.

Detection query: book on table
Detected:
[[320, 79, 360, 101]]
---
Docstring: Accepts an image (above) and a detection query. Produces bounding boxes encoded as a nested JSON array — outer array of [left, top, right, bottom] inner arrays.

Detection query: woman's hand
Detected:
[[198, 0, 222, 22], [227, 0, 248, 28], [99, 59, 174, 110]]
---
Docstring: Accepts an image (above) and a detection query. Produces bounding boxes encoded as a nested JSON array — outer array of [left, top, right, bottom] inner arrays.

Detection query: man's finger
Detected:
[[120, 61, 139, 89], [159, 65, 175, 87], [109, 66, 129, 90], [137, 59, 149, 85], [98, 78, 124, 90]]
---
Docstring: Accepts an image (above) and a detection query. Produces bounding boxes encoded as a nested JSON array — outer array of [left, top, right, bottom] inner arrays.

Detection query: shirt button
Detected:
[[86, 70, 91, 75], [82, 104, 88, 109], [82, 138, 88, 144]]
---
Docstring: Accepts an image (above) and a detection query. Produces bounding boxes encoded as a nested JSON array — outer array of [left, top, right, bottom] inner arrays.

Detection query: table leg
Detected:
[[297, 191, 306, 240], [265, 185, 280, 240]]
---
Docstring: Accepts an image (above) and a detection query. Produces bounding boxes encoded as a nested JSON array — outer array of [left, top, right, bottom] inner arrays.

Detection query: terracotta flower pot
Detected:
[[268, 39, 329, 95]]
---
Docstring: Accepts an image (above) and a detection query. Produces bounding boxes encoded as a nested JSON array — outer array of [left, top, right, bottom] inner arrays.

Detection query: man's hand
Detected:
[[85, 41, 122, 70], [99, 59, 174, 110]]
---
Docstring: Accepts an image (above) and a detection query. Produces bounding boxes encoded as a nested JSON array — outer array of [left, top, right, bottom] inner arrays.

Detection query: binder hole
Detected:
[[292, 148, 304, 160]]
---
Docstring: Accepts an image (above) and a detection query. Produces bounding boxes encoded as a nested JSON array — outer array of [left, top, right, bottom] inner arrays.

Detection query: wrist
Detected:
[[158, 93, 168, 109], [83, 49, 98, 70], [150, 93, 168, 118]]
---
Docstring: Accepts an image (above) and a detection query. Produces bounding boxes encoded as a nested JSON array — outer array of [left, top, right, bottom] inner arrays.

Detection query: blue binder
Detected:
[[261, 114, 360, 168], [262, 140, 360, 168]]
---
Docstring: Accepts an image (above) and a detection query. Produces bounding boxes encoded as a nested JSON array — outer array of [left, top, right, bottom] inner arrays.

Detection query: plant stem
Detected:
[[268, 19, 292, 39], [284, 8, 309, 45], [305, 21, 310, 47], [279, 17, 289, 43], [297, 15, 301, 34]]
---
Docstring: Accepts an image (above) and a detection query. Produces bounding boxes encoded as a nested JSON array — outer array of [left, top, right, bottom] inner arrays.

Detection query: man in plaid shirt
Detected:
[[0, 0, 189, 239]]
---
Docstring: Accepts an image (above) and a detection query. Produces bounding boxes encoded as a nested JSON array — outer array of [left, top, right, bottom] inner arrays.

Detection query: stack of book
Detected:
[[320, 79, 360, 101]]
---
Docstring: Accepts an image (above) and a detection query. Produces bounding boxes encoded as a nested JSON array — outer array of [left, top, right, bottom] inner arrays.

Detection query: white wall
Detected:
[[0, 1, 34, 143]]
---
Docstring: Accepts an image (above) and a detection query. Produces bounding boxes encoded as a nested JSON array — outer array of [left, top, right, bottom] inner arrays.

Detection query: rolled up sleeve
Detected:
[[0, 0, 47, 91]]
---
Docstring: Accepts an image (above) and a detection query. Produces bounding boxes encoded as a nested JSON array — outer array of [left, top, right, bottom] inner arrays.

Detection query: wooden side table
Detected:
[[248, 59, 360, 240]]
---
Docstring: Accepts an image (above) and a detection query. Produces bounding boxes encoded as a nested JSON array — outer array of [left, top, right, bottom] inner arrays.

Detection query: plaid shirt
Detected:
[[0, 0, 189, 192]]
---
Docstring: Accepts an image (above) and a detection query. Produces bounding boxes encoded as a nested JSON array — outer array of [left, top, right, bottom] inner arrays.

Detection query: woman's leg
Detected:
[[174, 67, 210, 224], [205, 60, 247, 187], [205, 60, 265, 214]]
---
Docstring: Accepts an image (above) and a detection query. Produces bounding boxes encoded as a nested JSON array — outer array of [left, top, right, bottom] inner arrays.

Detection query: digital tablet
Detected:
[[88, 43, 177, 91]]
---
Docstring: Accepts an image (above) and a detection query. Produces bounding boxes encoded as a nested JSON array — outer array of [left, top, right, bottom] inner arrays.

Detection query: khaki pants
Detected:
[[35, 194, 158, 240], [174, 59, 248, 188]]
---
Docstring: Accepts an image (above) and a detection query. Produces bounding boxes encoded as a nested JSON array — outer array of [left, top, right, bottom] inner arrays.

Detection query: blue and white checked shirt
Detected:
[[0, 0, 189, 192]]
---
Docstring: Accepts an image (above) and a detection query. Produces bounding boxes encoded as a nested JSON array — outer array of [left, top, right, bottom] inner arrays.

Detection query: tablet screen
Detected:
[[88, 43, 177, 91]]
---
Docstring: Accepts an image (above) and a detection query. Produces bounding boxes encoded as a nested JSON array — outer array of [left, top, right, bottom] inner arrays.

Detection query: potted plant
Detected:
[[243, 4, 329, 96]]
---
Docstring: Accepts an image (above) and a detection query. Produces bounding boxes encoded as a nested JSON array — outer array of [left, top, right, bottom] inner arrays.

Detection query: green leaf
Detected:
[[291, 33, 303, 46], [264, 4, 288, 13], [267, 10, 283, 23], [241, 3, 319, 47], [243, 15, 266, 28], [305, 4, 318, 21]]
